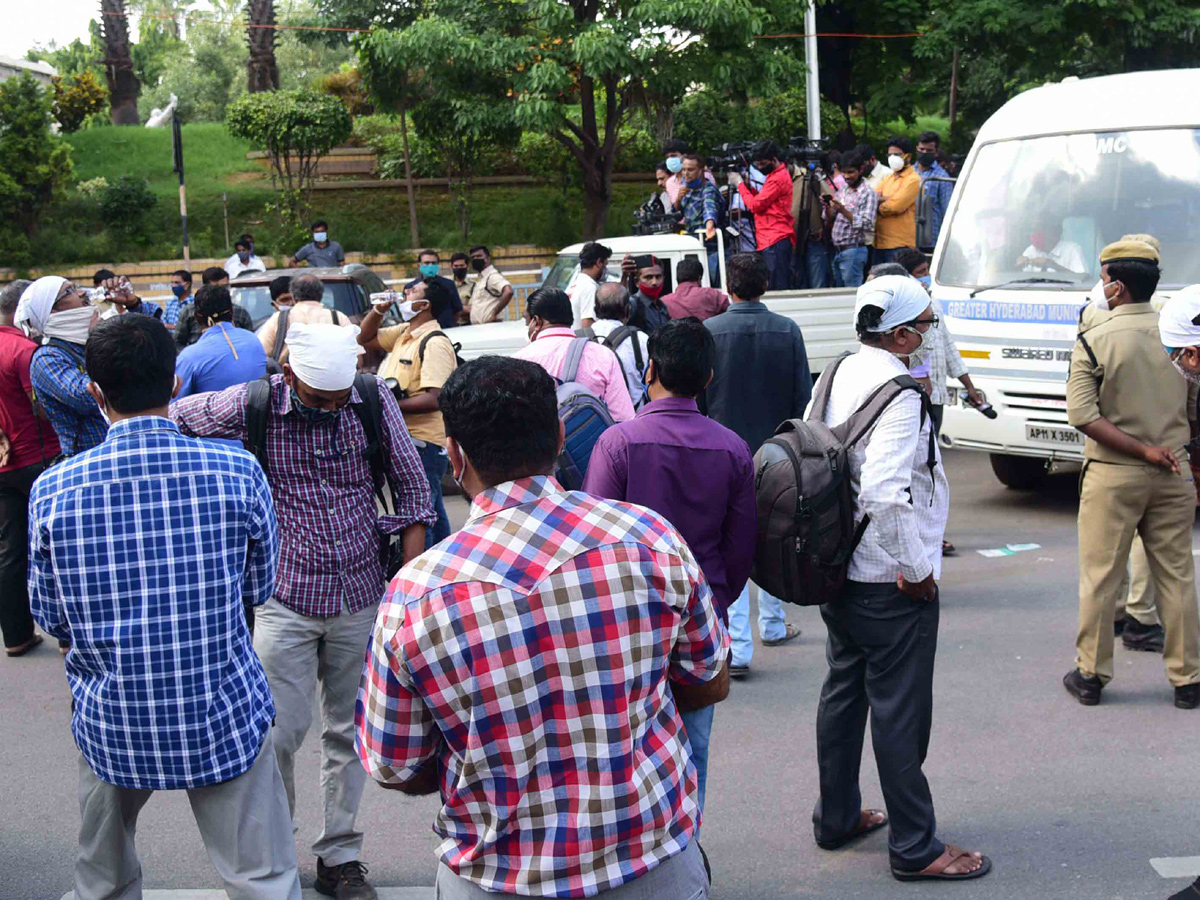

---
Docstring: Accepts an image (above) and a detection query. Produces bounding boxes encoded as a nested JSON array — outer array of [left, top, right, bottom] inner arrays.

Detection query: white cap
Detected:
[[284, 323, 362, 390], [854, 275, 930, 332], [1158, 284, 1200, 349], [15, 276, 67, 334]]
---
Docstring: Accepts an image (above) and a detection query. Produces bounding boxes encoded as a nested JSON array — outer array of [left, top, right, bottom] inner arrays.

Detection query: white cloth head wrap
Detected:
[[1158, 284, 1200, 349], [854, 275, 931, 332], [284, 322, 362, 390], [15, 276, 67, 334]]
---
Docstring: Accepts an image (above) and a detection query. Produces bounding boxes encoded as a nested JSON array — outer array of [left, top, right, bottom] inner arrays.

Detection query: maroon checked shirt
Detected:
[[172, 374, 435, 617]]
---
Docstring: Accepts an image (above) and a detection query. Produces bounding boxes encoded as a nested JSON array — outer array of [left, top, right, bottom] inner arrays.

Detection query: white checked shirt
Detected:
[[927, 298, 969, 406], [590, 319, 650, 406], [812, 345, 949, 583]]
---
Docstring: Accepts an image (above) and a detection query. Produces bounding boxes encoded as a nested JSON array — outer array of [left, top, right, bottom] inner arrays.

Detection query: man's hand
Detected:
[[621, 254, 636, 281], [705, 220, 716, 241], [677, 184, 689, 201], [897, 572, 937, 602], [1143, 445, 1181, 474], [370, 293, 397, 316], [727, 172, 742, 186], [102, 277, 137, 308]]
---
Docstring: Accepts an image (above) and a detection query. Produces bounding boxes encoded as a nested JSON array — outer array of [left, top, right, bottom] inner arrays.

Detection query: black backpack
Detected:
[[751, 353, 936, 606], [244, 373, 405, 577], [416, 330, 465, 369]]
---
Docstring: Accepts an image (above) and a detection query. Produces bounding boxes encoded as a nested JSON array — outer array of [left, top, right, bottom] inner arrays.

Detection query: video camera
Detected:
[[786, 136, 829, 175], [632, 193, 679, 236], [706, 141, 757, 173]]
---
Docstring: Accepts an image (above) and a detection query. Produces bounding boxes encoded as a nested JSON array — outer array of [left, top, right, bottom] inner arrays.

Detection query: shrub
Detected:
[[76, 176, 109, 197], [52, 71, 108, 133], [316, 68, 374, 116], [0, 73, 74, 241], [99, 175, 157, 236]]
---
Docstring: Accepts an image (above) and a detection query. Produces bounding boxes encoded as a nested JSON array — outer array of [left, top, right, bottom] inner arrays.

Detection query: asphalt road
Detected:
[[5, 449, 1198, 900]]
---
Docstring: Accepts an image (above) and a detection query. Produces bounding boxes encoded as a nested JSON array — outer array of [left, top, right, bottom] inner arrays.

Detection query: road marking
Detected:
[[58, 892, 435, 900], [1151, 857, 1200, 878]]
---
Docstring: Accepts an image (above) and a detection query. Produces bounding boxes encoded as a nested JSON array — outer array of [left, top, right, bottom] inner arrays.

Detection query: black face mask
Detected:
[[917, 152, 937, 167], [452, 267, 468, 279], [471, 258, 487, 272]]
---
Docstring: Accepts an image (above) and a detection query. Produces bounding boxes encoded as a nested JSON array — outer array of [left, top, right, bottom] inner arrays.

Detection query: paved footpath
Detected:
[[8, 450, 1200, 899]]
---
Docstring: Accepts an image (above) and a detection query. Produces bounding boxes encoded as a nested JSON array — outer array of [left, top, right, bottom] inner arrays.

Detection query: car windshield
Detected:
[[231, 280, 366, 328], [937, 128, 1200, 290], [542, 256, 579, 292]]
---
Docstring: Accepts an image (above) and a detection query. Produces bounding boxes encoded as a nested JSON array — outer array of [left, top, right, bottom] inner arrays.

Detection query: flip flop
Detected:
[[892, 846, 992, 881], [816, 809, 888, 850]]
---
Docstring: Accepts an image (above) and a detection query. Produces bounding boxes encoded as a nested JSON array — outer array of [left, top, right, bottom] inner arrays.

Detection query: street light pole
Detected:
[[171, 111, 190, 268], [804, 0, 821, 143]]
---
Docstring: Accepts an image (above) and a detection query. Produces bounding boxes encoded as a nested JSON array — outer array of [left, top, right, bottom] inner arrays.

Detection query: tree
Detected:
[[0, 74, 74, 260], [138, 18, 246, 123], [52, 70, 109, 132], [100, 0, 141, 124], [356, 0, 799, 238], [225, 89, 352, 221], [246, 0, 281, 93]]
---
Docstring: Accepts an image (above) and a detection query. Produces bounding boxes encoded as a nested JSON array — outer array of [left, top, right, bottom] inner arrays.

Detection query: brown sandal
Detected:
[[892, 845, 992, 881], [816, 808, 887, 850], [5, 634, 43, 657]]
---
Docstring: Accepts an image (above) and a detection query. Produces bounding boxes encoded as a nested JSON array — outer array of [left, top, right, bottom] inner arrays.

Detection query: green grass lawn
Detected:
[[36, 124, 647, 267]]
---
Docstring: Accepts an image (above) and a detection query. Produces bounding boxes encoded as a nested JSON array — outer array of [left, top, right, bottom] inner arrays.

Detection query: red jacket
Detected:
[[736, 166, 796, 249]]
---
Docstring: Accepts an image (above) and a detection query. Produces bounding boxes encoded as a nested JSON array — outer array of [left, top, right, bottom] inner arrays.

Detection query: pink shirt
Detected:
[[661, 281, 729, 322], [513, 327, 636, 422]]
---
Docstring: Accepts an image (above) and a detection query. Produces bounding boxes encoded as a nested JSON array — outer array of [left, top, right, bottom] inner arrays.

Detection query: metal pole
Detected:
[[804, 1, 821, 142], [223, 192, 230, 252], [172, 112, 190, 267], [949, 49, 960, 129]]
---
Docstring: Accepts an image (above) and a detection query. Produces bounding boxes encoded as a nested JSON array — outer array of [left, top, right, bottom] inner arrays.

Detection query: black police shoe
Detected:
[[1122, 619, 1165, 653], [1175, 684, 1200, 710], [1063, 668, 1102, 706], [316, 859, 377, 900]]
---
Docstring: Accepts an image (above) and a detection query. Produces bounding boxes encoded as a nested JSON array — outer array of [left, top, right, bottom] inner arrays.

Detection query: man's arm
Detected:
[[599, 352, 636, 422], [31, 352, 99, 416], [856, 187, 879, 233], [718, 450, 758, 615], [580, 433, 628, 500], [376, 382, 436, 555], [736, 171, 787, 215], [669, 540, 731, 711], [27, 488, 70, 643], [878, 173, 921, 217], [242, 464, 279, 607], [170, 382, 251, 441], [355, 589, 444, 793]]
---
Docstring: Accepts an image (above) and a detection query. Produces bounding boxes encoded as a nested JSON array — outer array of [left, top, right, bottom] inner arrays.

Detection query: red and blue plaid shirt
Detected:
[[356, 475, 728, 898], [171, 374, 435, 618]]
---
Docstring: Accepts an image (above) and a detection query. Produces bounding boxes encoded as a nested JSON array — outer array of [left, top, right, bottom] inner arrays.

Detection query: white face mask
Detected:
[[312, 231, 328, 243], [397, 300, 425, 322], [1089, 279, 1112, 311], [42, 306, 97, 345], [888, 154, 906, 172], [901, 325, 933, 365]]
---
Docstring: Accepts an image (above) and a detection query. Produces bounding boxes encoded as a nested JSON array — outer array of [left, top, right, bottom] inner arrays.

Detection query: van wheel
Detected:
[[989, 453, 1048, 490]]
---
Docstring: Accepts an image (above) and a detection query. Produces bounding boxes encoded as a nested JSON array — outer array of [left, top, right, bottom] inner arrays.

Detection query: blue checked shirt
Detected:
[[163, 295, 188, 326], [918, 161, 954, 245], [29, 339, 108, 457], [679, 180, 724, 235], [28, 416, 279, 790]]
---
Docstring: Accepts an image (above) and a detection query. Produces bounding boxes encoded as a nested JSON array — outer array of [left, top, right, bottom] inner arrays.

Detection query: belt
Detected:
[[834, 243, 865, 253]]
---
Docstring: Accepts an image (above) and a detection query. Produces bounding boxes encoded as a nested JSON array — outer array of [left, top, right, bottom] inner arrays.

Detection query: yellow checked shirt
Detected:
[[378, 319, 457, 447], [1067, 302, 1196, 464]]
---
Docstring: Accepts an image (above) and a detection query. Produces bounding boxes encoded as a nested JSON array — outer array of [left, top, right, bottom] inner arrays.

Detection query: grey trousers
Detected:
[[75, 729, 300, 900], [434, 841, 708, 900], [253, 597, 378, 866]]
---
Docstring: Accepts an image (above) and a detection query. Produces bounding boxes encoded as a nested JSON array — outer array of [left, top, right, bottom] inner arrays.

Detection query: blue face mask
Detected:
[[684, 177, 703, 190], [666, 157, 683, 174], [171, 284, 189, 298], [917, 274, 931, 287], [418, 263, 439, 278], [289, 387, 341, 424]]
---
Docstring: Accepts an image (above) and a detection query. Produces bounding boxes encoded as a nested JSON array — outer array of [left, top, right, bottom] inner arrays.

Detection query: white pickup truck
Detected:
[[451, 233, 859, 374]]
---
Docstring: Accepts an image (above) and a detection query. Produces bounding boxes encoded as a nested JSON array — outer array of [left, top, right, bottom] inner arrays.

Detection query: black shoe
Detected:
[[1113, 616, 1129, 637], [1122, 619, 1165, 653], [729, 663, 750, 679], [1063, 668, 1102, 706], [1175, 684, 1200, 710], [315, 859, 377, 900]]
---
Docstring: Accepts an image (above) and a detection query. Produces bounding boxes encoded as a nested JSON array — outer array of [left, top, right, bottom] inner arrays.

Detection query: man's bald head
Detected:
[[595, 283, 632, 322]]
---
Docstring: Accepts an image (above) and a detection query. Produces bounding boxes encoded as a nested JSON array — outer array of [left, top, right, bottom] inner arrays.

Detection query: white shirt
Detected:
[[224, 253, 267, 279], [1018, 239, 1086, 275], [810, 345, 949, 583], [568, 272, 599, 328], [591, 319, 650, 406]]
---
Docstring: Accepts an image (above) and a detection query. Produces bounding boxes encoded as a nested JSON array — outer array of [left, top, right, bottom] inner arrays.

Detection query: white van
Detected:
[[933, 68, 1200, 487]]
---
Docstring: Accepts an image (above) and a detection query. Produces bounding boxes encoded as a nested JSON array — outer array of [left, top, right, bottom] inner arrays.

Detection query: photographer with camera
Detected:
[[734, 141, 795, 291]]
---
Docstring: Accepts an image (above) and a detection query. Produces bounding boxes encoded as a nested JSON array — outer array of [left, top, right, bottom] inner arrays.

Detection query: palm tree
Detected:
[[246, 0, 280, 93], [100, 0, 141, 124]]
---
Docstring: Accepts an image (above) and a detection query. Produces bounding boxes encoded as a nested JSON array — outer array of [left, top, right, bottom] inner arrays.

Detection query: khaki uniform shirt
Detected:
[[377, 318, 457, 447], [256, 301, 353, 363], [454, 277, 473, 307], [1067, 302, 1196, 464], [468, 265, 512, 324]]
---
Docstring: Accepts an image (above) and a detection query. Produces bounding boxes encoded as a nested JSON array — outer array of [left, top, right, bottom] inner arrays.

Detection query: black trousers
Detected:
[[760, 237, 793, 291], [0, 461, 48, 649], [812, 580, 945, 871]]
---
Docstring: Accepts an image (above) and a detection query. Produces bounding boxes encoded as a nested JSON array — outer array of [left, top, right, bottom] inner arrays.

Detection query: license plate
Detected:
[[1025, 424, 1084, 446], [947, 387, 959, 406]]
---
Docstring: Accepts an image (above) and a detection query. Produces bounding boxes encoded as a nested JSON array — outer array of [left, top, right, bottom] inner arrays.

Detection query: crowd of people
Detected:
[[2, 130, 1200, 900]]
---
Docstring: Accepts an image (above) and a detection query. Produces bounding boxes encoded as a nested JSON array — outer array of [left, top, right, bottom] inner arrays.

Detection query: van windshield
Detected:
[[937, 128, 1200, 290]]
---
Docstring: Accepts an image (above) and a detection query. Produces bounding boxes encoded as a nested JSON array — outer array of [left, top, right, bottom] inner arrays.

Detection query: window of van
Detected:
[[938, 129, 1200, 289]]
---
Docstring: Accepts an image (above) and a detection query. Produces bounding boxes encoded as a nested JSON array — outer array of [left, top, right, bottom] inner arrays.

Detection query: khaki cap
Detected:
[[1100, 239, 1160, 265]]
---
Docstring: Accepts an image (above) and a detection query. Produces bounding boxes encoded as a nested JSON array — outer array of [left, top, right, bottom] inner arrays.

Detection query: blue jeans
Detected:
[[873, 247, 901, 266], [832, 246, 868, 288], [760, 238, 793, 291], [728, 581, 787, 667], [679, 705, 715, 821], [707, 250, 722, 289], [805, 241, 831, 289], [416, 440, 451, 548]]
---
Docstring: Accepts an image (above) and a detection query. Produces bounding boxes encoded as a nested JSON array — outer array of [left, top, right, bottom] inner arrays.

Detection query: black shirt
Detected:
[[629, 290, 671, 335]]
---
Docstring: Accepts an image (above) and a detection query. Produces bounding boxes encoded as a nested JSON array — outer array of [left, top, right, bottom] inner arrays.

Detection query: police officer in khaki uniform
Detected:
[[1065, 239, 1200, 709]]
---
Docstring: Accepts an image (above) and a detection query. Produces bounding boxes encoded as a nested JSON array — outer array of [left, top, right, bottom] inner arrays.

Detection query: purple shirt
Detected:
[[582, 396, 756, 621], [171, 374, 435, 618]]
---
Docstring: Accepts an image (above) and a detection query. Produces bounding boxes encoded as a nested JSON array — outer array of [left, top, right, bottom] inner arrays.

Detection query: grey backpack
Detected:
[[555, 337, 616, 490], [752, 353, 935, 606]]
